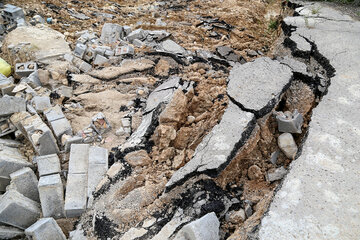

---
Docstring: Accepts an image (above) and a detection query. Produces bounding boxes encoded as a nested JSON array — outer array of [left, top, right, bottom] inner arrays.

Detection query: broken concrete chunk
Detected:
[[100, 23, 123, 43], [278, 133, 298, 159], [0, 225, 25, 239], [159, 39, 186, 55], [36, 154, 61, 177], [0, 189, 41, 229], [91, 112, 111, 134], [44, 105, 65, 122], [74, 43, 87, 59], [64, 135, 83, 152], [227, 57, 292, 115], [289, 33, 312, 53], [94, 54, 109, 66], [21, 71, 42, 88], [174, 212, 220, 240], [88, 146, 108, 196], [49, 117, 73, 140], [32, 96, 51, 113], [216, 46, 233, 57], [275, 110, 303, 134], [119, 45, 135, 55], [126, 28, 145, 42], [15, 62, 37, 78], [278, 56, 310, 77], [9, 167, 39, 202], [266, 166, 287, 182], [269, 150, 279, 165], [166, 102, 254, 190], [0, 95, 26, 117], [38, 174, 65, 219], [25, 217, 66, 240], [65, 173, 87, 218], [2, 4, 25, 23], [125, 150, 151, 167]]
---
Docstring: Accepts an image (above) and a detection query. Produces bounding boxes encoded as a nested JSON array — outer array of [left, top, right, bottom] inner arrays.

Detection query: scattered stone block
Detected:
[[0, 189, 41, 229], [123, 26, 132, 35], [278, 133, 298, 159], [44, 105, 65, 122], [9, 167, 39, 202], [38, 174, 65, 218], [2, 4, 25, 23], [94, 54, 109, 66], [0, 95, 26, 117], [0, 225, 25, 239], [49, 117, 72, 140], [64, 173, 87, 218], [87, 146, 108, 196], [36, 154, 61, 177], [126, 28, 145, 42], [1, 83, 16, 96], [174, 212, 220, 240], [69, 144, 90, 174], [83, 46, 96, 62], [21, 71, 42, 88], [74, 43, 87, 59], [0, 145, 31, 192], [79, 61, 92, 72], [64, 135, 83, 152], [15, 62, 37, 78], [32, 96, 51, 113], [100, 23, 123, 43], [267, 166, 287, 182], [133, 39, 145, 47], [104, 49, 115, 57], [22, 114, 59, 155], [25, 217, 66, 240], [119, 45, 134, 55], [275, 110, 303, 134], [56, 85, 73, 98], [160, 39, 186, 54]]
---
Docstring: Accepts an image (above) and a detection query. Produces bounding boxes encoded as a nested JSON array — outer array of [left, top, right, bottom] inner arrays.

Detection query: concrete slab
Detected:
[[25, 217, 66, 240], [69, 144, 89, 174], [227, 57, 292, 115], [64, 173, 87, 218], [38, 174, 65, 219], [0, 189, 41, 229], [0, 95, 26, 117], [36, 154, 61, 177], [9, 167, 39, 202], [166, 102, 254, 190], [259, 2, 360, 239]]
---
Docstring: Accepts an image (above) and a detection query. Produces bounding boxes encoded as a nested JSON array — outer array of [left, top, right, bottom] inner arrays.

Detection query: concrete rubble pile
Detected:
[[0, 0, 350, 239]]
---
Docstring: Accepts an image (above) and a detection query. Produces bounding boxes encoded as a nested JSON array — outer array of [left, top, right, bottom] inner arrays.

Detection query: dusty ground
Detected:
[[1, 0, 299, 239]]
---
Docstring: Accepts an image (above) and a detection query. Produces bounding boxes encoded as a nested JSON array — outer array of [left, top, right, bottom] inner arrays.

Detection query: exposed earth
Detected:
[[0, 0, 359, 239]]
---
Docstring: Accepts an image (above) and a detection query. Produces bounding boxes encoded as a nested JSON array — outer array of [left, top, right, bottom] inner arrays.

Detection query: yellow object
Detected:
[[0, 58, 11, 77]]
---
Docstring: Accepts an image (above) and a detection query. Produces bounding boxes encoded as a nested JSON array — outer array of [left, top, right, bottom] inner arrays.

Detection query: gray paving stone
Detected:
[[174, 212, 220, 240], [0, 189, 41, 229], [166, 102, 254, 189], [0, 95, 26, 117], [64, 135, 83, 152], [64, 173, 87, 218], [44, 105, 65, 122], [32, 96, 51, 113], [0, 225, 24, 239], [88, 146, 108, 196], [227, 57, 292, 114], [9, 167, 39, 202], [36, 154, 61, 177], [25, 217, 66, 240], [38, 174, 65, 219], [69, 144, 89, 174], [50, 117, 72, 139]]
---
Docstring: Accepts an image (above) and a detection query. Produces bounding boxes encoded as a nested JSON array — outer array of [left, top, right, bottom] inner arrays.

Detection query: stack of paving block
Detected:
[[65, 144, 108, 217]]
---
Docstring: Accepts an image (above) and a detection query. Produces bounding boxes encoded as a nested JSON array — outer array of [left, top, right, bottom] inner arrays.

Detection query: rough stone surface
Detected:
[[36, 154, 61, 177], [0, 189, 41, 229], [277, 133, 297, 159], [0, 225, 25, 239], [125, 150, 151, 167], [166, 102, 254, 189], [38, 174, 65, 219], [25, 217, 66, 240], [0, 96, 26, 117], [174, 212, 220, 240], [260, 2, 360, 239], [227, 57, 292, 113], [289, 33, 311, 53], [9, 167, 39, 202]]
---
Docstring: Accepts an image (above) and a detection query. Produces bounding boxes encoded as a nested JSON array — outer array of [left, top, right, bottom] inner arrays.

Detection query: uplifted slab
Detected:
[[259, 2, 360, 239], [227, 57, 292, 116], [166, 102, 254, 190]]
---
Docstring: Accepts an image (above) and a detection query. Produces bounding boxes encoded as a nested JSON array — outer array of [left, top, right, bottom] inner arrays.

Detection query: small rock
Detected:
[[245, 203, 253, 218], [247, 165, 263, 180], [278, 133, 298, 159], [125, 150, 151, 167], [227, 209, 246, 223], [267, 166, 287, 182]]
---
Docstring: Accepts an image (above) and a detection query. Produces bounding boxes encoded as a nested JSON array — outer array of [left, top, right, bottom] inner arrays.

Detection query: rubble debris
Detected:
[[8, 167, 40, 202], [159, 39, 186, 55], [275, 110, 303, 134], [266, 166, 287, 182], [32, 96, 51, 113], [38, 174, 65, 219], [2, 4, 25, 24], [15, 62, 37, 78], [91, 112, 111, 134], [0, 189, 41, 229], [278, 133, 298, 159], [25, 217, 66, 240], [174, 212, 220, 240], [100, 23, 123, 44], [0, 225, 25, 239], [0, 95, 26, 117], [124, 150, 151, 167], [36, 154, 61, 177], [166, 102, 254, 190]]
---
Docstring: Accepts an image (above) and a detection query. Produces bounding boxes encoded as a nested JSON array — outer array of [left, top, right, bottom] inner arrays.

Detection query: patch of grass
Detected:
[[268, 19, 279, 30], [311, 6, 321, 14]]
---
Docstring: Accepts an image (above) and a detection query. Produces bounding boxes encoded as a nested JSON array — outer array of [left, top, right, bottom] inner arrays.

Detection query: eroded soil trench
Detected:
[[0, 0, 336, 239]]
